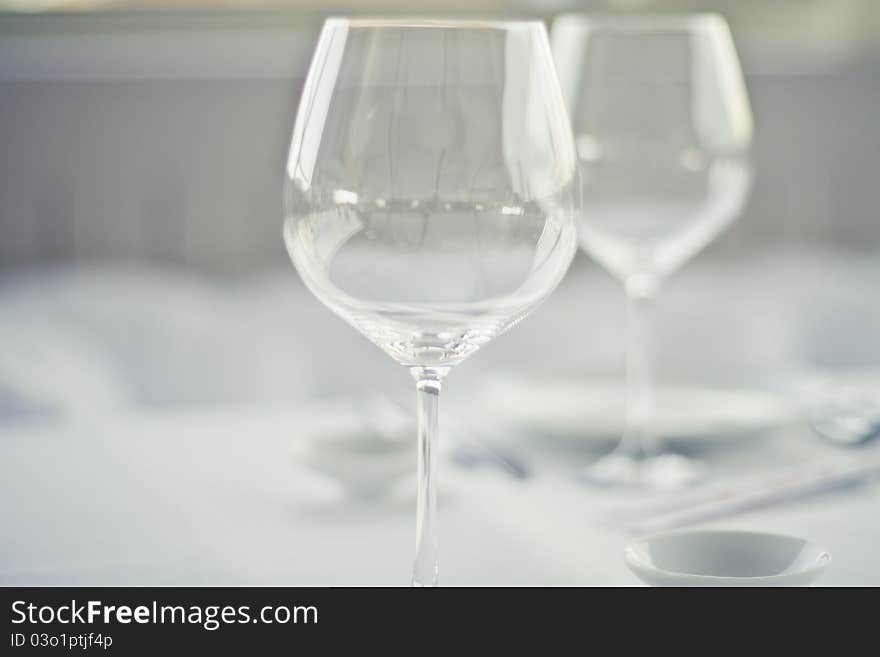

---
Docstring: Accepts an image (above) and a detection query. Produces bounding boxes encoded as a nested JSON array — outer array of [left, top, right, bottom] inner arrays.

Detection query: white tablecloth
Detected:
[[2, 402, 878, 586], [2, 251, 879, 585]]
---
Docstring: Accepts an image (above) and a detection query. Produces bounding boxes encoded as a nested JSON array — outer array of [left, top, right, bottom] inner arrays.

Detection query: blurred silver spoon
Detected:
[[809, 411, 880, 446]]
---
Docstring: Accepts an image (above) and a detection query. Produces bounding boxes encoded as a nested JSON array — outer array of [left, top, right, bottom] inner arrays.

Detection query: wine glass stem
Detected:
[[621, 279, 659, 458], [410, 366, 448, 587]]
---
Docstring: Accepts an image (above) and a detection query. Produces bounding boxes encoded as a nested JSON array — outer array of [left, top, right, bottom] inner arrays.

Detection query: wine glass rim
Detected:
[[552, 12, 728, 33], [323, 16, 547, 32]]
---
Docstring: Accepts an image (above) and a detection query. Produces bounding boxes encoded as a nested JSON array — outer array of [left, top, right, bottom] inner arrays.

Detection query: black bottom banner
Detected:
[[0, 585, 845, 652]]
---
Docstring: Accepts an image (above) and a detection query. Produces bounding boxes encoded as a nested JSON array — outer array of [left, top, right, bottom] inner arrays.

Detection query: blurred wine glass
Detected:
[[551, 14, 753, 488], [283, 18, 578, 584]]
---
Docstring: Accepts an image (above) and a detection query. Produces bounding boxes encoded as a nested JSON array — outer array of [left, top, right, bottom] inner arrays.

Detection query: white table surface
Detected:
[[1, 402, 878, 586], [2, 252, 879, 585]]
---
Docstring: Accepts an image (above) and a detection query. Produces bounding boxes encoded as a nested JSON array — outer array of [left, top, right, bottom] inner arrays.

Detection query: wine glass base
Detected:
[[578, 451, 705, 490]]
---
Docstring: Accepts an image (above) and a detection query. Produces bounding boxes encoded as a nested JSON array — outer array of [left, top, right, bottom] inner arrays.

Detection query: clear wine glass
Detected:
[[550, 14, 753, 488], [283, 18, 578, 585]]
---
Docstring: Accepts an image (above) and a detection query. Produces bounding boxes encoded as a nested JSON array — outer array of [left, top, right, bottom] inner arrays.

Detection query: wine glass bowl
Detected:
[[283, 18, 578, 583], [285, 19, 577, 369], [553, 13, 752, 290]]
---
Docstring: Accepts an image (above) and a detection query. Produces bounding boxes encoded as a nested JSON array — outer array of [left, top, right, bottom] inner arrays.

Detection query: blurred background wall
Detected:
[[1, 0, 879, 413], [1, 0, 879, 274]]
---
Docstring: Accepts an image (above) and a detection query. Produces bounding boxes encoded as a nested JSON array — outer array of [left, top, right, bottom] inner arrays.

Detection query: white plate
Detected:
[[625, 530, 832, 586], [480, 375, 792, 449]]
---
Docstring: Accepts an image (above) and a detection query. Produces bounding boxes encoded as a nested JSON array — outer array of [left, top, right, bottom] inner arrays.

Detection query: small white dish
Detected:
[[625, 530, 831, 587]]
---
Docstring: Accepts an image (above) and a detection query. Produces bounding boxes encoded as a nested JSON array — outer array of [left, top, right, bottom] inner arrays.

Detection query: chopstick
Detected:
[[606, 447, 880, 535]]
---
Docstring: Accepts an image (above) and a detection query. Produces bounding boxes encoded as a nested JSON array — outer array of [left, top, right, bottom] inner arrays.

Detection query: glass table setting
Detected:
[[276, 13, 878, 585], [2, 12, 879, 587], [280, 14, 790, 585]]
